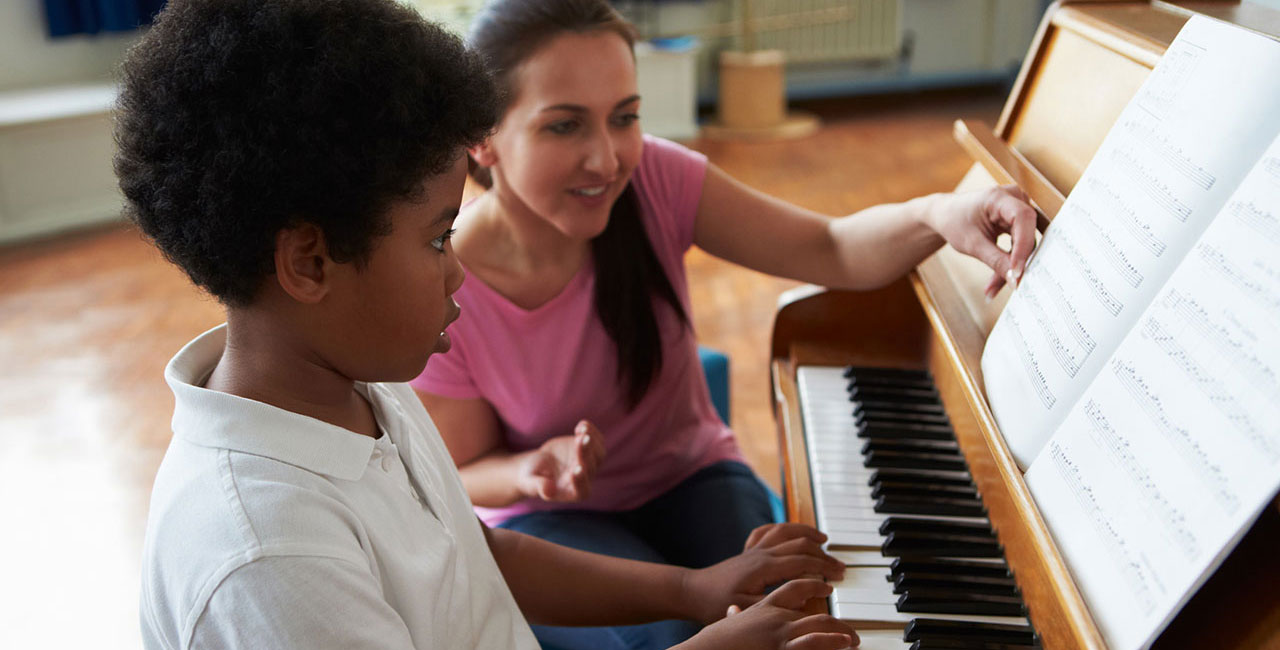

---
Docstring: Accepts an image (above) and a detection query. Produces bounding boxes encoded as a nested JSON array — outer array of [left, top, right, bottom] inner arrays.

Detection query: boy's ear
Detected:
[[273, 223, 331, 304], [469, 138, 497, 168]]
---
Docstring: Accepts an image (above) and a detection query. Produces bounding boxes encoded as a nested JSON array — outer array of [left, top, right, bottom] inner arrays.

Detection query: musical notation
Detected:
[[1057, 228, 1124, 317], [1135, 38, 1202, 120], [1024, 287, 1082, 378], [1122, 119, 1217, 190], [1082, 212, 1145, 288], [1197, 243, 1280, 323], [1164, 288, 1278, 395], [1138, 319, 1244, 510], [1084, 177, 1169, 258], [1112, 359, 1226, 513], [1006, 311, 1056, 410], [1263, 156, 1280, 185], [1083, 401, 1198, 559], [1043, 272, 1096, 354], [1049, 442, 1156, 614], [1230, 200, 1280, 245], [1113, 149, 1194, 222]]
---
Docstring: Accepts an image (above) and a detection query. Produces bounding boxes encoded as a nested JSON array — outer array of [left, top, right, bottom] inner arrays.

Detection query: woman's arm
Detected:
[[416, 391, 604, 507], [693, 164, 1036, 298]]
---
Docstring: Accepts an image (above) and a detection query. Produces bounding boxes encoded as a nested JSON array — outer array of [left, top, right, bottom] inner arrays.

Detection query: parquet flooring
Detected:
[[0, 87, 1003, 648]]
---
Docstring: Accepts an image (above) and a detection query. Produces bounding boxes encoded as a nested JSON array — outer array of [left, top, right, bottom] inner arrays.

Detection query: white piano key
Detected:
[[829, 548, 894, 566], [846, 629, 911, 650], [830, 569, 1028, 627]]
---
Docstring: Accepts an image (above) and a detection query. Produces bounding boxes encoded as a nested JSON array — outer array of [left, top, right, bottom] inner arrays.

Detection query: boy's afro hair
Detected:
[[115, 0, 497, 306]]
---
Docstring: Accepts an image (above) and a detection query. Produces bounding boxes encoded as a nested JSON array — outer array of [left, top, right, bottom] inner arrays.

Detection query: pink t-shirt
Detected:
[[411, 135, 743, 526]]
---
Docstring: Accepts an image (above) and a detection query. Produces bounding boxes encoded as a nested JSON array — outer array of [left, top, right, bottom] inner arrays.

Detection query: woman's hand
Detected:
[[678, 579, 857, 650], [515, 420, 606, 502], [681, 523, 845, 625], [926, 185, 1038, 299]]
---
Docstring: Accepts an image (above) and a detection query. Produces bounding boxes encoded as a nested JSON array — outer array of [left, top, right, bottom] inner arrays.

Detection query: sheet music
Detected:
[[1025, 132, 1280, 650], [981, 16, 1280, 468]]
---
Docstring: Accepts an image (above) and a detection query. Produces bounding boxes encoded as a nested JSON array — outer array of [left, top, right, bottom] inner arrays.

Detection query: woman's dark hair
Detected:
[[115, 0, 497, 307], [468, 0, 689, 407]]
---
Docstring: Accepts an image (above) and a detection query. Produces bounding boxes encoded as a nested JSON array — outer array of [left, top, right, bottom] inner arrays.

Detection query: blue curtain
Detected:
[[44, 0, 167, 38]]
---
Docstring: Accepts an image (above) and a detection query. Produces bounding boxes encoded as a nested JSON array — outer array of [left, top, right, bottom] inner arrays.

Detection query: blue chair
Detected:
[[698, 345, 785, 524]]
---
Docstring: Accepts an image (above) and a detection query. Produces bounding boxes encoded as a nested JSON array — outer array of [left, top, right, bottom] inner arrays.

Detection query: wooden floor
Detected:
[[0, 88, 1003, 648]]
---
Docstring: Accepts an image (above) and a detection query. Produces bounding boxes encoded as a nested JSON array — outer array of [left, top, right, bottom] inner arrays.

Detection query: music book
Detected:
[[979, 15, 1280, 650]]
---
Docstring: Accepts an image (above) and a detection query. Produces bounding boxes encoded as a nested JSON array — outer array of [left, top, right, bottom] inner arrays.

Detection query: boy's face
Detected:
[[321, 156, 468, 383]]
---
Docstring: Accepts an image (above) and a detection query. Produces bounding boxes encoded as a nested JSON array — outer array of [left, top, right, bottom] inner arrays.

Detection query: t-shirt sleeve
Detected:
[[189, 555, 417, 650], [635, 134, 708, 254], [409, 334, 481, 399]]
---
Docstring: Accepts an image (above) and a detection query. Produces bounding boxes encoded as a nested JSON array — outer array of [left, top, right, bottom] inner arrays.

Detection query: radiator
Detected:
[[733, 0, 903, 63]]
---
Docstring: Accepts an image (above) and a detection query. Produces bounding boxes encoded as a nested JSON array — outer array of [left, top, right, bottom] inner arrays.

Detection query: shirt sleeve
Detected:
[[634, 134, 708, 254], [188, 556, 418, 650]]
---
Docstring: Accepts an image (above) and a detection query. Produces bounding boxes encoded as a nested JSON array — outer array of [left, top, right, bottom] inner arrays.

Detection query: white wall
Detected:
[[0, 1, 139, 92]]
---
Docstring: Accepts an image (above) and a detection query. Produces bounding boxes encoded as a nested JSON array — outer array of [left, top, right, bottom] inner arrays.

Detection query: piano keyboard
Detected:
[[797, 365, 1041, 648]]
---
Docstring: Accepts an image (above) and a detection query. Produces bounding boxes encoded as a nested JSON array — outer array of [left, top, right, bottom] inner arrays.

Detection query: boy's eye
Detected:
[[547, 120, 579, 135], [430, 228, 456, 252], [612, 113, 640, 128]]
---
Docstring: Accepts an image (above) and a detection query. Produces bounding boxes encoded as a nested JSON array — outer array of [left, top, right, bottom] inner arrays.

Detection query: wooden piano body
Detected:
[[769, 2, 1280, 648]]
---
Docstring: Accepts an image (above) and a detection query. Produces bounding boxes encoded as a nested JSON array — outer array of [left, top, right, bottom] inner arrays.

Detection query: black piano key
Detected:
[[849, 384, 940, 404], [871, 481, 977, 501], [874, 495, 986, 518], [878, 517, 993, 537], [893, 572, 1019, 595], [844, 365, 933, 381], [903, 619, 1038, 645], [881, 531, 1003, 558], [865, 450, 969, 472], [891, 558, 1012, 580], [862, 439, 962, 456], [857, 422, 957, 441], [856, 408, 952, 427], [909, 640, 1039, 650], [871, 482, 978, 501], [896, 589, 1026, 617], [852, 398, 949, 416], [869, 468, 974, 487]]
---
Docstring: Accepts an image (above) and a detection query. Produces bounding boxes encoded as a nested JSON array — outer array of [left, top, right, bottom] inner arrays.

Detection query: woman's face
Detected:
[[484, 30, 644, 240]]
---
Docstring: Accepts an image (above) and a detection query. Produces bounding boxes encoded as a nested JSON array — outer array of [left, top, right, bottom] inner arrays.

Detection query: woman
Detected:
[[412, 1, 1035, 647]]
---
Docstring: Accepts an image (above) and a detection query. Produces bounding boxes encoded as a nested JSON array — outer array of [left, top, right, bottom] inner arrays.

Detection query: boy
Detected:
[[120, 1, 857, 648]]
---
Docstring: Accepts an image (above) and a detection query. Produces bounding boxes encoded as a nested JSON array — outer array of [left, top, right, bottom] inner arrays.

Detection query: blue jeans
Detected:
[[498, 460, 775, 650]]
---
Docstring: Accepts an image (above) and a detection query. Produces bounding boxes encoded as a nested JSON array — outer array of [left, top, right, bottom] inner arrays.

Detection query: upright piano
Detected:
[[769, 2, 1280, 648]]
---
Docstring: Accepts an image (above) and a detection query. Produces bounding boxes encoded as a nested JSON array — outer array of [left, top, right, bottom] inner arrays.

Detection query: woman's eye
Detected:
[[430, 228, 456, 252], [547, 120, 578, 135], [612, 113, 640, 127]]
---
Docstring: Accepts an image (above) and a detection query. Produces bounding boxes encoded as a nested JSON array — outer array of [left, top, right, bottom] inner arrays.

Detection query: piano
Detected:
[[769, 2, 1280, 649]]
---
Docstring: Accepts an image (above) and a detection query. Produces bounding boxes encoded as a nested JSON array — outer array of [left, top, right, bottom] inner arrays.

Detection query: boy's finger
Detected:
[[784, 632, 857, 650], [785, 614, 856, 641], [752, 523, 827, 549], [764, 536, 827, 558], [744, 524, 774, 549], [763, 579, 833, 610], [763, 555, 844, 584]]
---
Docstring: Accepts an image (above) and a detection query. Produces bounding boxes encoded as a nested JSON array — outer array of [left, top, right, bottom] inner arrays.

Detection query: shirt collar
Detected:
[[165, 324, 382, 482]]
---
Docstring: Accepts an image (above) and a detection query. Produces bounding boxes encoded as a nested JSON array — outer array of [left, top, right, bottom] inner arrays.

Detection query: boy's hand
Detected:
[[516, 420, 606, 502], [680, 579, 857, 650], [682, 523, 845, 625]]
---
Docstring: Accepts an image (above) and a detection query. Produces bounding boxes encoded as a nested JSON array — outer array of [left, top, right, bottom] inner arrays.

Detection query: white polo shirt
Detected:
[[140, 325, 538, 650]]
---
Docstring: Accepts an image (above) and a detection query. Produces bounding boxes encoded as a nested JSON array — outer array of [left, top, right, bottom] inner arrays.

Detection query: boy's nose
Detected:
[[445, 250, 465, 295]]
